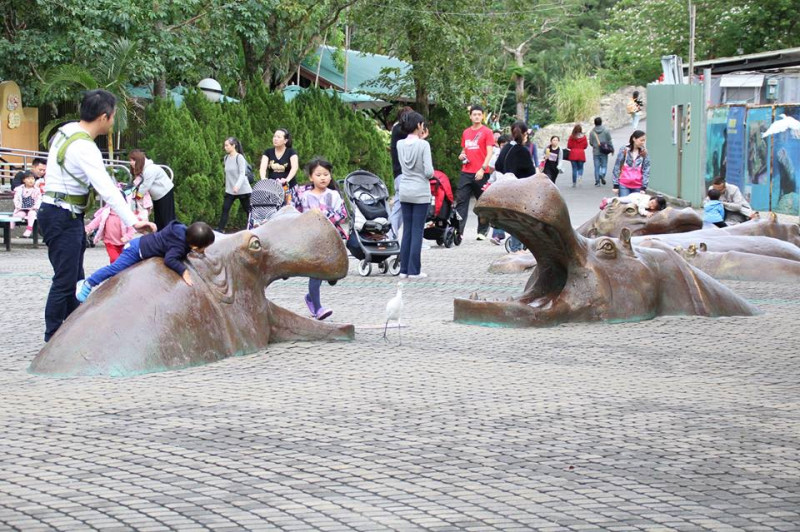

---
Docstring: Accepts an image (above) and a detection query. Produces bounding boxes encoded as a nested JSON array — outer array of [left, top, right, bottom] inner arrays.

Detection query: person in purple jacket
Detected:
[[76, 220, 215, 302]]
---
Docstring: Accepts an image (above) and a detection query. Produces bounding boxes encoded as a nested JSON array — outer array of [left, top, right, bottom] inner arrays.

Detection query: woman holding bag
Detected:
[[612, 130, 650, 197], [494, 121, 536, 253]]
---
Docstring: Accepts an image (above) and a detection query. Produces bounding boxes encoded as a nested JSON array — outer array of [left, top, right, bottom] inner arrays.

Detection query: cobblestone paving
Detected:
[[2, 134, 799, 530]]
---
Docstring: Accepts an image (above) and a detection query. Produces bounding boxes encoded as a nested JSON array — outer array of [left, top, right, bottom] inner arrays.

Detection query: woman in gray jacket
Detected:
[[396, 111, 433, 279], [217, 137, 252, 232], [129, 149, 175, 230]]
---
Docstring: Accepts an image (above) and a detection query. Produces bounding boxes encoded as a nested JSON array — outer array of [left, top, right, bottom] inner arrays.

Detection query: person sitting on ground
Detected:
[[77, 221, 215, 302], [12, 171, 42, 237], [703, 187, 727, 228], [708, 176, 758, 224]]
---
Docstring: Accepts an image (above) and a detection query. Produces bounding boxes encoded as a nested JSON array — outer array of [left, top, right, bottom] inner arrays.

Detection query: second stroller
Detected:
[[339, 170, 401, 276], [424, 170, 462, 248]]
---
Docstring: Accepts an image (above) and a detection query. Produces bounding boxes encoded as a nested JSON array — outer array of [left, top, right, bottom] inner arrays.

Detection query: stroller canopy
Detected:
[[249, 179, 286, 228], [343, 170, 390, 201], [430, 170, 453, 219]]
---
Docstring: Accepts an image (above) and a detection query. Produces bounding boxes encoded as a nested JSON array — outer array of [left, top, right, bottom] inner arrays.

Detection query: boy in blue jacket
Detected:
[[77, 221, 215, 302]]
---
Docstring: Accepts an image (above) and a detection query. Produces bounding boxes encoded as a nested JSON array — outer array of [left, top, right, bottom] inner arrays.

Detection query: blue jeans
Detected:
[[399, 202, 427, 275], [593, 153, 608, 184], [618, 185, 643, 198], [308, 278, 323, 310], [87, 238, 142, 287], [508, 235, 524, 252], [632, 112, 642, 129], [571, 160, 585, 183], [492, 228, 506, 240], [39, 203, 87, 342]]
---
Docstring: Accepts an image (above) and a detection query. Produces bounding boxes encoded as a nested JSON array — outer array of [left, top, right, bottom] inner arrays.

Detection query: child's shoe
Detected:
[[76, 280, 93, 303], [315, 307, 333, 321], [22, 227, 32, 238], [304, 294, 317, 317]]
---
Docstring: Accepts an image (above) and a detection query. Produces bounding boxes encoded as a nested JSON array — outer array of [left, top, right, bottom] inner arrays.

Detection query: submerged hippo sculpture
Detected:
[[30, 208, 355, 377], [455, 174, 758, 327], [576, 198, 702, 238], [673, 243, 800, 283]]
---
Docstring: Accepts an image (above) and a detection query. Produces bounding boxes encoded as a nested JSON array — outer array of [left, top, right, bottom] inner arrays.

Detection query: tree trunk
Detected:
[[514, 50, 525, 121], [408, 37, 429, 116], [106, 126, 115, 161], [154, 78, 167, 99]]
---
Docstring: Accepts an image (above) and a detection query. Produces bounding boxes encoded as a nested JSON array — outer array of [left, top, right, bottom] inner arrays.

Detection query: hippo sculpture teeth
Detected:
[[454, 174, 759, 327], [30, 208, 355, 377]]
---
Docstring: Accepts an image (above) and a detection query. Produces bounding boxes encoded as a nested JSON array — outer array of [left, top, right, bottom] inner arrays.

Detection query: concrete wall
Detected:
[[646, 84, 706, 206]]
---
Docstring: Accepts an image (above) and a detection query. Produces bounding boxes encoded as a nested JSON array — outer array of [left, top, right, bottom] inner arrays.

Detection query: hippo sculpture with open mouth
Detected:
[[30, 208, 355, 377], [454, 174, 758, 327]]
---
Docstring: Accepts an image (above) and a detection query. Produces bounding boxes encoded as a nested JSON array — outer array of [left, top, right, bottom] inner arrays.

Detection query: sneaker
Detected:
[[399, 273, 408, 279], [571, 183, 576, 188], [476, 234, 487, 241], [408, 272, 428, 279], [315, 307, 333, 321], [22, 227, 32, 238], [594, 182, 601, 187], [601, 178, 606, 185], [490, 237, 501, 245], [304, 294, 317, 316], [76, 280, 92, 303]]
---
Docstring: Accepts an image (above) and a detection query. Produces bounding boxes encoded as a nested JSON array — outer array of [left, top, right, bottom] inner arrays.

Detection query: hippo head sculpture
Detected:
[[576, 197, 702, 238], [454, 174, 758, 327], [30, 208, 354, 377]]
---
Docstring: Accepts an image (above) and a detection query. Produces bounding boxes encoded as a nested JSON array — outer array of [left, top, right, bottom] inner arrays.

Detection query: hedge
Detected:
[[140, 85, 392, 229]]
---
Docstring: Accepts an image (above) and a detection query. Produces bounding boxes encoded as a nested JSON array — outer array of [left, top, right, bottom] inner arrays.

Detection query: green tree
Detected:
[[39, 37, 141, 158]]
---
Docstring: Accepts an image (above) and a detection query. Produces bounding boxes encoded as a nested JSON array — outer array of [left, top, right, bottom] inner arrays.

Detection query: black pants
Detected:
[[217, 193, 251, 232], [713, 221, 728, 228], [38, 203, 86, 342], [455, 171, 489, 235], [153, 189, 176, 231]]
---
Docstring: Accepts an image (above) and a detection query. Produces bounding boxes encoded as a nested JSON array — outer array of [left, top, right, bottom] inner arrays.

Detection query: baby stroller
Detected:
[[248, 179, 286, 229], [339, 170, 401, 276], [424, 170, 462, 247]]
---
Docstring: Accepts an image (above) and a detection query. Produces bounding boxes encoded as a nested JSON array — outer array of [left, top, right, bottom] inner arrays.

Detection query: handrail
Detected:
[[0, 146, 174, 189]]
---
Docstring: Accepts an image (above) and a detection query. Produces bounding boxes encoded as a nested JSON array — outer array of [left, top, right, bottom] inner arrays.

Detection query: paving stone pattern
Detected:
[[2, 124, 799, 531]]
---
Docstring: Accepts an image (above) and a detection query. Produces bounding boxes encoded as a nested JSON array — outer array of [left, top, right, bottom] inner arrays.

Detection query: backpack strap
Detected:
[[51, 130, 94, 209]]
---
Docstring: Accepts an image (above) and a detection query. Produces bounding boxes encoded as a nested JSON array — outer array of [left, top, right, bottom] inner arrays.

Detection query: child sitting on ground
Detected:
[[12, 171, 42, 238], [85, 189, 139, 263], [703, 187, 726, 227], [77, 220, 215, 302], [293, 157, 346, 321]]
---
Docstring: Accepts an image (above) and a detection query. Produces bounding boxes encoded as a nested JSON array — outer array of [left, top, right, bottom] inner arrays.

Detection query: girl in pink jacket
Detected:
[[12, 172, 42, 238], [85, 190, 137, 263]]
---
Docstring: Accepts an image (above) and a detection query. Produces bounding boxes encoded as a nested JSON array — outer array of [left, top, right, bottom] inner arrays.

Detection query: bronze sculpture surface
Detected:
[[455, 174, 758, 327], [672, 243, 800, 283], [30, 208, 354, 377]]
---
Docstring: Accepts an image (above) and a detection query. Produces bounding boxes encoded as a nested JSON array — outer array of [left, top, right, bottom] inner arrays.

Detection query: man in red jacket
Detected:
[[456, 105, 495, 240]]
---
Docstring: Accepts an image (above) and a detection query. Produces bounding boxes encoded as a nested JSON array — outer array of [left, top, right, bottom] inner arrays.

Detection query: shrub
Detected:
[[551, 72, 603, 123]]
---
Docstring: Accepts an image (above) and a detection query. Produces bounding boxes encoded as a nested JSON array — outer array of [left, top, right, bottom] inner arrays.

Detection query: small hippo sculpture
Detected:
[[577, 198, 702, 238], [672, 242, 800, 283], [455, 174, 758, 327], [30, 208, 355, 377]]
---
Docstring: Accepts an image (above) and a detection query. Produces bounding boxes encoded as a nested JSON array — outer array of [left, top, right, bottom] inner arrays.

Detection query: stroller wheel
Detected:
[[436, 238, 444, 246], [358, 259, 372, 277], [389, 257, 402, 276], [379, 261, 389, 274], [444, 227, 454, 248], [504, 238, 513, 253]]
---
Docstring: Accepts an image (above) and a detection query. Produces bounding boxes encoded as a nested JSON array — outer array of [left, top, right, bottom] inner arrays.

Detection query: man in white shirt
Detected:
[[38, 89, 155, 342]]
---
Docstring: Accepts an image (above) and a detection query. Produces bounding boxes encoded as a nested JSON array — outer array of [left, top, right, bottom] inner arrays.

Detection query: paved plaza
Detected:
[[2, 126, 799, 531]]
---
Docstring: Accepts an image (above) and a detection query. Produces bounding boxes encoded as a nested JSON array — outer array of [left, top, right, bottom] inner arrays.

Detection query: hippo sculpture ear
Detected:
[[687, 244, 698, 256], [587, 227, 599, 238], [699, 242, 708, 252], [619, 227, 633, 250]]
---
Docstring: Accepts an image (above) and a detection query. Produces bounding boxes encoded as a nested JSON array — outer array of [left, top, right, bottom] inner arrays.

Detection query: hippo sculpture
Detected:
[[576, 198, 703, 238], [672, 243, 800, 283], [455, 174, 758, 327], [30, 208, 355, 377]]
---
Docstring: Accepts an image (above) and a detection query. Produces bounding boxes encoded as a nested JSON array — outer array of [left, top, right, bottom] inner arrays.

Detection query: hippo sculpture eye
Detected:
[[248, 236, 262, 251], [596, 239, 617, 258], [624, 206, 637, 215]]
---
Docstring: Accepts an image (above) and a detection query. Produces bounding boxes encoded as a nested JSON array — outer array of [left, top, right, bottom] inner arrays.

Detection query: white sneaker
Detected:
[[399, 274, 408, 279], [409, 272, 428, 279], [476, 234, 487, 241]]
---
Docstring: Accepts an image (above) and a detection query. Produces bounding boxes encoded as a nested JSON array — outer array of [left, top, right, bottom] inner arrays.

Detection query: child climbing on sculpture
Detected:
[[293, 157, 347, 321], [77, 220, 215, 302], [12, 171, 42, 237]]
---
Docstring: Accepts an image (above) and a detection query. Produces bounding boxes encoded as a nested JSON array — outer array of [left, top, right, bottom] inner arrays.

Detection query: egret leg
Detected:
[[383, 319, 389, 341]]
